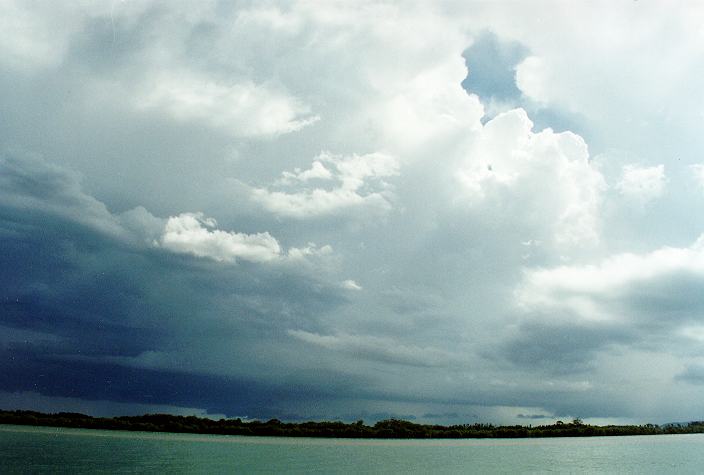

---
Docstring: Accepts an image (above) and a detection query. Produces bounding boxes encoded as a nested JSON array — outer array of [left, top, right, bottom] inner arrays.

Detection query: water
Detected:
[[1, 424, 703, 473]]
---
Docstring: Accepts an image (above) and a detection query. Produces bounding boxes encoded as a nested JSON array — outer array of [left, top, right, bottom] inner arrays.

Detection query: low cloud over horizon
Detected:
[[3, 1, 704, 426]]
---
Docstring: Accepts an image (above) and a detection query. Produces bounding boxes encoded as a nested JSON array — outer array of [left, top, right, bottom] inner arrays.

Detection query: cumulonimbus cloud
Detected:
[[457, 108, 606, 247]]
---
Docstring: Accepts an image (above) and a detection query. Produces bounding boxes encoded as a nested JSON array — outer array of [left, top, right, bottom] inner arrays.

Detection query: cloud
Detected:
[[616, 164, 666, 204], [286, 242, 334, 261], [159, 214, 336, 265], [0, 151, 139, 241], [1, 154, 338, 268], [287, 330, 456, 368], [457, 109, 605, 247], [517, 236, 704, 320], [5, 1, 704, 424], [515, 56, 550, 104], [0, 0, 154, 71], [470, 1, 704, 167], [251, 152, 399, 218], [160, 212, 282, 263], [0, 152, 352, 416], [507, 236, 704, 377], [517, 413, 550, 420], [690, 164, 704, 188], [501, 321, 632, 375], [676, 365, 704, 385], [0, 390, 224, 419], [138, 71, 319, 137], [340, 280, 362, 291], [278, 161, 333, 184], [0, 2, 75, 70]]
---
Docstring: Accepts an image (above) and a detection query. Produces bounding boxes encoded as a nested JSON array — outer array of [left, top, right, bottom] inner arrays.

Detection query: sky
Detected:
[[2, 0, 704, 426]]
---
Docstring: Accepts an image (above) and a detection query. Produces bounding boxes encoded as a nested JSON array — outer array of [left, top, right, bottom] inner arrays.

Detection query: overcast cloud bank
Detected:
[[2, 1, 704, 425]]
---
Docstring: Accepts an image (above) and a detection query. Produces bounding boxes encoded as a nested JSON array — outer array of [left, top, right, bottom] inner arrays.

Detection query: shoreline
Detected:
[[2, 409, 703, 440]]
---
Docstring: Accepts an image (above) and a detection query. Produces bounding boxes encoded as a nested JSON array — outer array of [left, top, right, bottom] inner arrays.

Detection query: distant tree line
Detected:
[[2, 410, 703, 439]]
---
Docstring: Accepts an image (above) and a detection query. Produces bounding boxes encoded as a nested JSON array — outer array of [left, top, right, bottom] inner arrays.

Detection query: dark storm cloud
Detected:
[[0, 152, 354, 415], [517, 413, 549, 420], [0, 347, 369, 418], [675, 365, 704, 385], [500, 320, 634, 375]]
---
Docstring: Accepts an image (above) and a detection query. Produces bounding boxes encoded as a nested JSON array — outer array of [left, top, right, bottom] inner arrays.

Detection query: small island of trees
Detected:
[[2, 410, 704, 439]]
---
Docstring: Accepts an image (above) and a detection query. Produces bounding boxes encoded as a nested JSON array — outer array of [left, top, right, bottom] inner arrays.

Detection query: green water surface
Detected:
[[2, 424, 703, 473]]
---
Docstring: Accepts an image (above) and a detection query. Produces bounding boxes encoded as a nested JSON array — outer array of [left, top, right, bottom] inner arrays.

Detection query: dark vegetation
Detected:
[[2, 410, 704, 439]]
